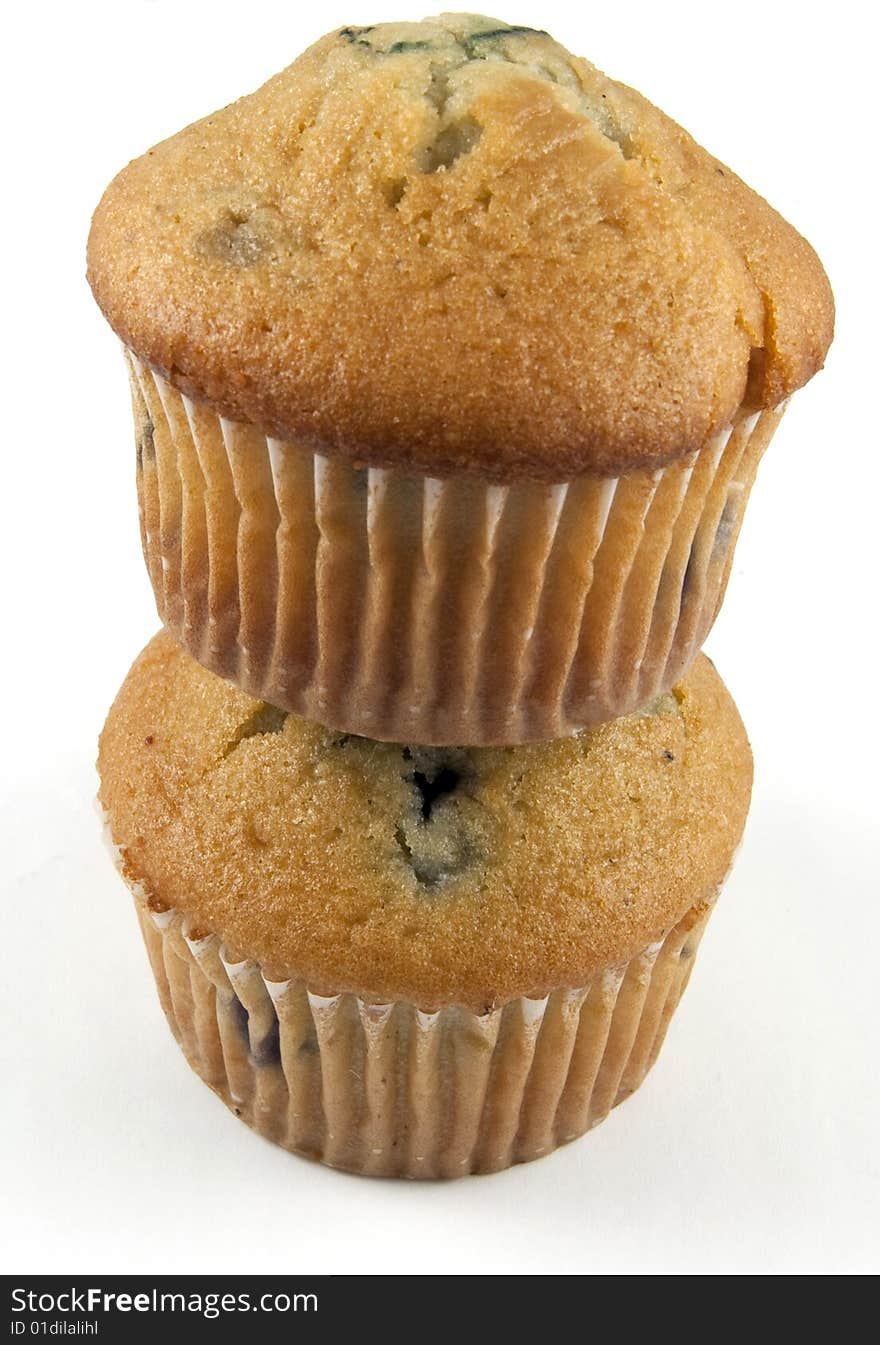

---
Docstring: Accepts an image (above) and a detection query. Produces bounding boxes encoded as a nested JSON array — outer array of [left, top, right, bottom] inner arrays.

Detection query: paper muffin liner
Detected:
[[128, 884, 715, 1179], [128, 350, 784, 743]]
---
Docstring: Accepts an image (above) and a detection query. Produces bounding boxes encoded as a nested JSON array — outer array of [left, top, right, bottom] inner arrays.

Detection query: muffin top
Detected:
[[87, 15, 832, 482], [99, 632, 751, 1010]]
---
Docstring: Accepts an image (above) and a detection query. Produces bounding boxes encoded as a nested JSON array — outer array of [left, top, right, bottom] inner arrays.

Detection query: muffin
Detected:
[[87, 15, 831, 744], [98, 631, 752, 1177]]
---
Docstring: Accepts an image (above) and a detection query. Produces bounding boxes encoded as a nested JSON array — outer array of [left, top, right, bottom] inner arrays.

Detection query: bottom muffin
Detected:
[[98, 633, 752, 1177]]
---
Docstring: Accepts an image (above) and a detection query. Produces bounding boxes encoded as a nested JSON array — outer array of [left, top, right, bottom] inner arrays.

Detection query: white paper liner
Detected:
[[131, 891, 716, 1178], [129, 350, 785, 742]]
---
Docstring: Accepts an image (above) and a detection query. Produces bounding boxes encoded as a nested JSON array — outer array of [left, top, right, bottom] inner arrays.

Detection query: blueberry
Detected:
[[411, 766, 461, 821], [388, 40, 433, 53], [229, 995, 249, 1042], [251, 1019, 281, 1068]]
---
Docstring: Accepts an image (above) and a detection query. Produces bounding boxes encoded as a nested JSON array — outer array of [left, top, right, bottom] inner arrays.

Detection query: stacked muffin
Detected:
[[89, 16, 832, 1177]]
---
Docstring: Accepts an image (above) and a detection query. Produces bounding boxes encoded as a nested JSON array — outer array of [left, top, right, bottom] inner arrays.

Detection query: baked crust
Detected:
[[99, 632, 752, 1010], [87, 15, 833, 481]]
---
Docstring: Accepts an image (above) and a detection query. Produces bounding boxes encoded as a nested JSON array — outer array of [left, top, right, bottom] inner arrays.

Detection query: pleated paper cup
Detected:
[[130, 885, 716, 1179], [129, 350, 784, 744]]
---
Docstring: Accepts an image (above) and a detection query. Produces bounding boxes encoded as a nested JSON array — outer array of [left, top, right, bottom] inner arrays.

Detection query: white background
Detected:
[[1, 0, 877, 1275]]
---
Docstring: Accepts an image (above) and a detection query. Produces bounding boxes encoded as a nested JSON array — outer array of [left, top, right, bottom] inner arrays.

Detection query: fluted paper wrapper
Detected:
[[129, 351, 783, 743], [133, 892, 714, 1179]]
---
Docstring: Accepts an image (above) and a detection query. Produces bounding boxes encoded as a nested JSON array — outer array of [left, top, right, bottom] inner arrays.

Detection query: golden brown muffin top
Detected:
[[87, 15, 832, 482], [99, 633, 752, 1010]]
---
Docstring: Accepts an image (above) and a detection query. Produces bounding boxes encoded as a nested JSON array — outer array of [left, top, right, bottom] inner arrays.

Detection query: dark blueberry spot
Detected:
[[412, 766, 460, 821], [340, 25, 375, 48], [680, 945, 694, 960], [395, 752, 480, 887], [388, 39, 433, 53], [251, 1018, 281, 1068], [462, 26, 548, 60], [144, 735, 154, 746], [298, 1030, 319, 1057], [229, 995, 249, 1042], [466, 25, 547, 47], [663, 749, 675, 762]]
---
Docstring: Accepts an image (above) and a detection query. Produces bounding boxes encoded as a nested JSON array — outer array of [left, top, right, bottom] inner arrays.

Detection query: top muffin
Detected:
[[87, 13, 833, 482]]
